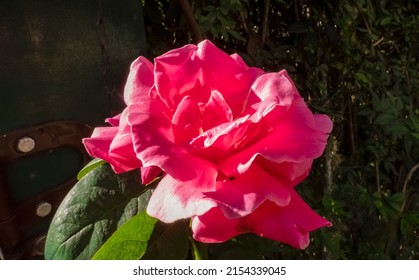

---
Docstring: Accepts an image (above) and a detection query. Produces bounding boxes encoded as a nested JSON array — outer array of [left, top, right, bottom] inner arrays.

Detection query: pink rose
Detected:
[[83, 40, 333, 249]]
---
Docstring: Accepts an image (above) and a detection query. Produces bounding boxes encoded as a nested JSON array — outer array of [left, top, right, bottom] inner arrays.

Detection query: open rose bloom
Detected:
[[83, 40, 333, 249]]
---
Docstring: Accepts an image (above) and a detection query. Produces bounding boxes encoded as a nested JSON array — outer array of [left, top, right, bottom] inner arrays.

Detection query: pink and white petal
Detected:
[[204, 163, 290, 219], [127, 103, 218, 188], [127, 104, 173, 167], [140, 165, 163, 185], [218, 97, 332, 176], [172, 95, 202, 144], [155, 40, 262, 117], [251, 72, 296, 108], [191, 207, 242, 243], [83, 126, 118, 160], [249, 72, 295, 126], [189, 72, 302, 161], [192, 191, 331, 249], [105, 114, 121, 126], [154, 43, 206, 109], [107, 110, 142, 172], [189, 114, 261, 161], [83, 125, 141, 173], [201, 90, 233, 131], [197, 40, 244, 88], [147, 174, 217, 223], [123, 56, 155, 106], [230, 53, 247, 68], [192, 115, 249, 149], [257, 157, 314, 186], [248, 194, 331, 249], [197, 40, 263, 117], [314, 114, 333, 134]]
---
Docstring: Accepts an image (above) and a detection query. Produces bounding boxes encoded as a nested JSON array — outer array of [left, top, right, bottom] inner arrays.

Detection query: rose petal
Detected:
[[141, 165, 162, 185], [218, 96, 332, 176], [189, 71, 301, 161], [192, 190, 331, 249], [249, 197, 331, 249], [124, 56, 155, 105], [127, 102, 218, 187], [258, 157, 314, 185], [154, 43, 204, 108], [197, 40, 263, 117], [155, 40, 263, 118], [83, 111, 142, 173], [172, 95, 202, 144], [314, 114, 333, 134], [105, 114, 121, 126], [83, 126, 118, 161], [230, 53, 248, 68], [204, 163, 291, 219], [189, 114, 261, 161], [191, 207, 240, 243], [147, 173, 217, 223], [202, 90, 233, 131], [249, 71, 295, 124], [193, 114, 250, 149], [106, 110, 142, 172]]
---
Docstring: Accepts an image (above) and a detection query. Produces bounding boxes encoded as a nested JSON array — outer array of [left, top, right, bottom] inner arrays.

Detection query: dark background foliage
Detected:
[[140, 0, 419, 259]]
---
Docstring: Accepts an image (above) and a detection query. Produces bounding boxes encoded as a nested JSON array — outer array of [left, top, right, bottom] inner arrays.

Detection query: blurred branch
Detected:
[[261, 0, 271, 47], [400, 163, 419, 214], [176, 0, 204, 43], [347, 95, 357, 156], [402, 163, 419, 194]]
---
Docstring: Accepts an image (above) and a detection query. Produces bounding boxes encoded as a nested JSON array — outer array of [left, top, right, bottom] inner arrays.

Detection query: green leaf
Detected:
[[77, 158, 106, 180], [387, 192, 405, 212], [220, 4, 229, 16], [401, 211, 419, 235], [374, 113, 397, 126], [92, 210, 158, 260], [227, 29, 246, 42], [388, 121, 409, 138], [45, 163, 153, 260], [355, 71, 371, 85], [141, 220, 190, 260], [322, 195, 346, 216], [380, 17, 392, 25], [203, 5, 216, 12]]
